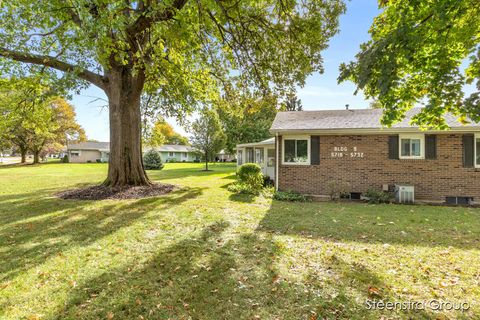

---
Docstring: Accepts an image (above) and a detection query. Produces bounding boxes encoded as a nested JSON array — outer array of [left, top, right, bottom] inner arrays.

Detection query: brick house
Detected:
[[261, 108, 480, 203]]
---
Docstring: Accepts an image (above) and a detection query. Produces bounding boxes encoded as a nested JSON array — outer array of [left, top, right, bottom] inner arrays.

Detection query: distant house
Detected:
[[67, 142, 199, 163], [67, 142, 110, 163], [216, 149, 236, 162], [146, 145, 199, 162]]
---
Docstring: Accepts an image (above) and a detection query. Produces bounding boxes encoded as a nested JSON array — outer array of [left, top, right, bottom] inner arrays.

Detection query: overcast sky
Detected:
[[70, 1, 380, 142]]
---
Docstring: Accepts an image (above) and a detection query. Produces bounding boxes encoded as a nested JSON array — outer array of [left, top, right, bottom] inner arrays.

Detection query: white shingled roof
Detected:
[[270, 108, 480, 132], [237, 138, 275, 148], [148, 145, 197, 152], [68, 141, 110, 151], [69, 142, 197, 153]]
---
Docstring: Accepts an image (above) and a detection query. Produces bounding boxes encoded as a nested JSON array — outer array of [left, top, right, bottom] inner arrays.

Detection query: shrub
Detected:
[[61, 155, 69, 163], [326, 180, 351, 200], [143, 150, 164, 170], [237, 163, 263, 192], [263, 175, 274, 187], [364, 188, 393, 204], [273, 190, 308, 202]]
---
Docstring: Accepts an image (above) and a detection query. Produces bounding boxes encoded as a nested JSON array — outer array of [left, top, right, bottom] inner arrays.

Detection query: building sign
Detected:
[[331, 146, 364, 158]]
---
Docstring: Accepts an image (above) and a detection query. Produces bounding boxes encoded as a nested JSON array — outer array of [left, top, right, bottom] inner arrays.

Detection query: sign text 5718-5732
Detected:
[[331, 146, 364, 158]]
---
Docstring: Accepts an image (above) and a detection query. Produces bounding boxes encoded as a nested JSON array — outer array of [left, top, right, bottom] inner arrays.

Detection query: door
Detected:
[[266, 148, 275, 179]]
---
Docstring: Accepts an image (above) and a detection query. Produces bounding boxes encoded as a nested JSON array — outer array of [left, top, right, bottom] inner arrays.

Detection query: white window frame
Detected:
[[70, 150, 81, 157], [399, 134, 425, 159], [282, 135, 311, 165], [169, 152, 174, 157], [237, 149, 244, 165], [181, 152, 188, 160], [475, 134, 480, 168]]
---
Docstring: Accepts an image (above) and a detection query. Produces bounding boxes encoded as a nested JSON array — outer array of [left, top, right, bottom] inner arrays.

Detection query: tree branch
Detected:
[[128, 0, 189, 35], [0, 47, 107, 89]]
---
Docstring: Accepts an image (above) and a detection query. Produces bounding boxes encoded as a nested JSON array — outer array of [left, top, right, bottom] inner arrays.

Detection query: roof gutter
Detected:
[[269, 127, 480, 135]]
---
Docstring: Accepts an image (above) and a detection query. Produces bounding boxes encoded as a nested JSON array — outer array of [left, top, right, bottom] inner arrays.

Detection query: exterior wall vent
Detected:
[[395, 185, 414, 204]]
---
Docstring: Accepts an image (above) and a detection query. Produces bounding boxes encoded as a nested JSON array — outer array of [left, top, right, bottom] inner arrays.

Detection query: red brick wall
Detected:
[[277, 134, 480, 201]]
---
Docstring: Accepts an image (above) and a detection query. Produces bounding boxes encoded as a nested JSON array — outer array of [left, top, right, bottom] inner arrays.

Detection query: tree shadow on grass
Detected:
[[0, 186, 204, 283], [257, 199, 480, 250], [48, 222, 437, 319], [147, 164, 235, 181], [228, 193, 256, 203]]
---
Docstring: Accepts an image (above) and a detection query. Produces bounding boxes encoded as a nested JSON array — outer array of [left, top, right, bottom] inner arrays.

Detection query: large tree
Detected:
[[143, 117, 189, 147], [0, 0, 345, 186], [216, 92, 278, 153], [190, 109, 226, 171], [0, 78, 85, 164], [281, 92, 303, 111], [339, 0, 480, 128], [28, 98, 86, 163]]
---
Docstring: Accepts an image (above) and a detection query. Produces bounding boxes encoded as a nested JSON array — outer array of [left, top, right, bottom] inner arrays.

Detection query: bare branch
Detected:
[[0, 47, 107, 89]]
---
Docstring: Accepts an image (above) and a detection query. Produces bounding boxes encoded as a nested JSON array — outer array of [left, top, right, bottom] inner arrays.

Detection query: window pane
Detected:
[[477, 139, 480, 165], [411, 139, 421, 156], [401, 139, 410, 156], [284, 140, 296, 162], [296, 140, 308, 162], [255, 148, 264, 164], [267, 149, 275, 166]]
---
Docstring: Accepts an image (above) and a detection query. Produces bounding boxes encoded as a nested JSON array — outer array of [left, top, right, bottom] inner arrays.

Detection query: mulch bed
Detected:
[[57, 183, 176, 200]]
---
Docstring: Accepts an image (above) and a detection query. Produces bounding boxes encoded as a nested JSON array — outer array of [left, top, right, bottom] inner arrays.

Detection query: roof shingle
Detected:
[[270, 108, 480, 132]]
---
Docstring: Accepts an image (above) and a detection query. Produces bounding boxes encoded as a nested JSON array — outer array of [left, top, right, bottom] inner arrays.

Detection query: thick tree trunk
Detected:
[[33, 150, 40, 164], [20, 147, 27, 163], [103, 68, 151, 187]]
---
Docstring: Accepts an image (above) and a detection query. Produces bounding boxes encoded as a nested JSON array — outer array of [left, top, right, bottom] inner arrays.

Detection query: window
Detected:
[[181, 152, 188, 159], [237, 150, 243, 165], [169, 152, 174, 157], [246, 148, 254, 163], [255, 148, 264, 165], [267, 148, 275, 167], [475, 134, 480, 168], [70, 151, 80, 157], [399, 134, 424, 159], [282, 137, 310, 164]]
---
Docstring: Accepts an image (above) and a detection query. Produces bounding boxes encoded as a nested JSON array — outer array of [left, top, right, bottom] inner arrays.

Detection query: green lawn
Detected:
[[1, 163, 479, 319]]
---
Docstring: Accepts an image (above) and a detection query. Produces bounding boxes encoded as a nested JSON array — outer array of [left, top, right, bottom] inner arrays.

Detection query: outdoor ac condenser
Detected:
[[395, 185, 414, 204]]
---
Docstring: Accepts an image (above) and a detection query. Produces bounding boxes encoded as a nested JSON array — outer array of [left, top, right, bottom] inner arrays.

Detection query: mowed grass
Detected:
[[1, 162, 479, 319]]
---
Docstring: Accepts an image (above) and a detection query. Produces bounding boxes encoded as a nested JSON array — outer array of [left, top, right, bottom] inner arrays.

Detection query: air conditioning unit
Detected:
[[395, 185, 414, 204]]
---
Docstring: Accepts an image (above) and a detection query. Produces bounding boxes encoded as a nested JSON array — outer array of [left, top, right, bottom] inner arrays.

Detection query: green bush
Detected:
[[143, 150, 164, 170], [237, 163, 263, 193], [273, 190, 308, 202], [61, 155, 69, 163], [263, 175, 274, 187], [364, 188, 393, 204]]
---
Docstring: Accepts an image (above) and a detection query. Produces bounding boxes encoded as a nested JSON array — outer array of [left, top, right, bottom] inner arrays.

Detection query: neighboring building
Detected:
[[67, 142, 199, 163], [216, 149, 236, 162], [237, 138, 275, 179], [238, 108, 480, 203], [67, 142, 110, 163], [147, 145, 199, 162]]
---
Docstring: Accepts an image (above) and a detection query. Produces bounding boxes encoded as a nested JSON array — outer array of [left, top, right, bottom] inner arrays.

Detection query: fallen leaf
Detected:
[[368, 286, 381, 297]]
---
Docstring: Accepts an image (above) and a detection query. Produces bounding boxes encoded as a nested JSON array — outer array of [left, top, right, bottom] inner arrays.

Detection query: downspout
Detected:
[[275, 132, 279, 191]]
